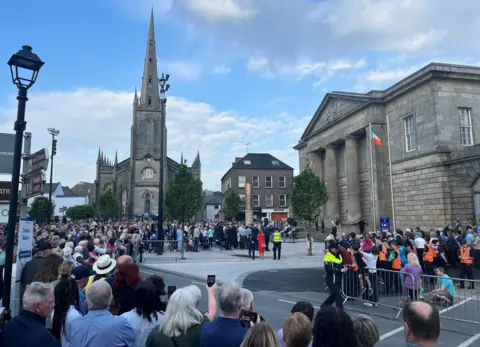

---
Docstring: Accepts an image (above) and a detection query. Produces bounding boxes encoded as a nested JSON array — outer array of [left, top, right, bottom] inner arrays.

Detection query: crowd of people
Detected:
[[322, 220, 479, 309]]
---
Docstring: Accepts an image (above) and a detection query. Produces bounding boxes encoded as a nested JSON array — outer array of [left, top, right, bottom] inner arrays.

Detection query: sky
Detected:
[[1, 0, 480, 191]]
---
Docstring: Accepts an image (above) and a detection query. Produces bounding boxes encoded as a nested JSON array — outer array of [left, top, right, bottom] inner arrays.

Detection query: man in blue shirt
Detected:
[[68, 280, 135, 347], [430, 267, 455, 306]]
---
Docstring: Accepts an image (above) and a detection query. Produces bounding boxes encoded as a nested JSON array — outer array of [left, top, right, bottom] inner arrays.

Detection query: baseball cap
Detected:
[[71, 266, 93, 280], [36, 239, 53, 251]]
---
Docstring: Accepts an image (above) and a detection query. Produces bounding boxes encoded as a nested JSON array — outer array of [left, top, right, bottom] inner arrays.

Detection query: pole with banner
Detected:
[[13, 219, 34, 315]]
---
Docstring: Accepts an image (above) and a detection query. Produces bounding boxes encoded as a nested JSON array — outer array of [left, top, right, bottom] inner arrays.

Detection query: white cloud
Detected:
[[183, 0, 257, 22], [211, 65, 231, 75], [364, 65, 422, 83], [0, 89, 308, 191]]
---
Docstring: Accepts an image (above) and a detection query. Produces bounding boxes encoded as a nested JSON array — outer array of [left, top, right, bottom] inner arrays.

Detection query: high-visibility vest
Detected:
[[391, 249, 401, 270], [348, 248, 358, 271], [460, 246, 473, 265], [272, 231, 281, 243], [379, 244, 388, 262], [423, 243, 438, 263]]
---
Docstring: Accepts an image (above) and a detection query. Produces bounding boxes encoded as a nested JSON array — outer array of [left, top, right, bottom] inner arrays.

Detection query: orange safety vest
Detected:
[[423, 243, 438, 263], [460, 246, 473, 265], [378, 244, 388, 262], [348, 248, 358, 271], [391, 249, 401, 270]]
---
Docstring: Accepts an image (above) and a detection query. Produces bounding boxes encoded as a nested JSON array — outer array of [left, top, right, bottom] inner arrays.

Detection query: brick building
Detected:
[[295, 63, 480, 230]]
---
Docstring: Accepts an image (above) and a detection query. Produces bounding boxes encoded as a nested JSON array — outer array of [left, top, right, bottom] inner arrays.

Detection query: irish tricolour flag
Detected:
[[371, 128, 383, 146]]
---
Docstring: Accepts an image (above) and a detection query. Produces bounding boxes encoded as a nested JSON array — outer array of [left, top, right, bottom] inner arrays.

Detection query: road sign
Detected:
[[25, 171, 45, 199], [0, 133, 15, 174], [26, 148, 49, 174], [0, 181, 11, 202], [16, 219, 34, 281]]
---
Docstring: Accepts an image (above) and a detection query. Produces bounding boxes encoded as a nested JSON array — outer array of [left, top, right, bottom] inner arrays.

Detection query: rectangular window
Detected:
[[214, 205, 219, 209], [459, 107, 474, 146], [265, 176, 273, 188], [239, 194, 246, 202], [244, 160, 251, 164], [279, 194, 287, 207], [252, 176, 259, 188], [403, 115, 416, 152], [278, 176, 286, 188], [253, 194, 260, 207], [265, 194, 273, 207], [238, 175, 246, 188], [272, 160, 280, 166]]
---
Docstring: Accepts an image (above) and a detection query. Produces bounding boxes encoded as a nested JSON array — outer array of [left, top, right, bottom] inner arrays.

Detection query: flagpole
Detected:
[[386, 115, 396, 232], [369, 123, 377, 232]]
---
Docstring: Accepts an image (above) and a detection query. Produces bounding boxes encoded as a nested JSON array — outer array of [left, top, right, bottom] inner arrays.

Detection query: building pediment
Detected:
[[300, 94, 369, 140]]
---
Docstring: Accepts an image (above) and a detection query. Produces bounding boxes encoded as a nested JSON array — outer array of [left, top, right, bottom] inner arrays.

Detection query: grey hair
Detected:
[[353, 314, 380, 347], [86, 280, 112, 310], [241, 288, 254, 311], [217, 282, 243, 315], [22, 282, 53, 312], [159, 285, 203, 338]]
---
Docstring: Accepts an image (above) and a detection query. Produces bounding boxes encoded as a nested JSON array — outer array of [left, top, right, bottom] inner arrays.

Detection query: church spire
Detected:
[[133, 87, 138, 106], [140, 8, 160, 109], [115, 150, 118, 165], [97, 147, 101, 164], [180, 152, 184, 165], [192, 150, 201, 167]]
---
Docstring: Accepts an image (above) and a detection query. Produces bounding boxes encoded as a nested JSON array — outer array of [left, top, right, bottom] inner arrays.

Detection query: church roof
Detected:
[[221, 153, 293, 181]]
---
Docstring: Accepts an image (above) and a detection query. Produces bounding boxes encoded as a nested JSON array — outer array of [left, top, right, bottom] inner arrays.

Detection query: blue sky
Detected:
[[1, 0, 480, 190]]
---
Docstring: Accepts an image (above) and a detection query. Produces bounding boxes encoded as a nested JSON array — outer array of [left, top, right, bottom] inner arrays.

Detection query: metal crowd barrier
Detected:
[[339, 264, 480, 324], [138, 240, 179, 263], [341, 264, 414, 318]]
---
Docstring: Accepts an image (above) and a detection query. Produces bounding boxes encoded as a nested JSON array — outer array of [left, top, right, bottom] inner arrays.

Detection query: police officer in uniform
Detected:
[[272, 228, 282, 260], [322, 242, 347, 309]]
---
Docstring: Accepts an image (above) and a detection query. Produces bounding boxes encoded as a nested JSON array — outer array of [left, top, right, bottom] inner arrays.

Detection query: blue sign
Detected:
[[18, 249, 32, 259], [380, 216, 390, 233]]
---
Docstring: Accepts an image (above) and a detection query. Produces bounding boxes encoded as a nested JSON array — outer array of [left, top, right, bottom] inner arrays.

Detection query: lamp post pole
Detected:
[[4, 45, 44, 311], [157, 73, 170, 254], [47, 128, 59, 223]]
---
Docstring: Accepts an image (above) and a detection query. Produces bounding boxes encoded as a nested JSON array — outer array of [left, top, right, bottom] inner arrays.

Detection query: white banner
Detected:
[[15, 219, 34, 282], [0, 204, 8, 223]]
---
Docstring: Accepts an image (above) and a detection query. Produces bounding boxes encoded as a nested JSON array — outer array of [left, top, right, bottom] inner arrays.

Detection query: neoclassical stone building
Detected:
[[95, 11, 201, 217], [295, 63, 480, 230]]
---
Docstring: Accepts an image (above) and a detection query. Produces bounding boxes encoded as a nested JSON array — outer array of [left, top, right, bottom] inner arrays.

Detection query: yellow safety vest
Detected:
[[273, 231, 281, 243]]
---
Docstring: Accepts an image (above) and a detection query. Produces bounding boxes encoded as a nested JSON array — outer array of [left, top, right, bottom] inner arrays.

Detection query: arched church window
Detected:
[[144, 191, 151, 213], [145, 119, 154, 144], [143, 167, 154, 180], [148, 96, 152, 106], [122, 190, 128, 215], [148, 76, 152, 84]]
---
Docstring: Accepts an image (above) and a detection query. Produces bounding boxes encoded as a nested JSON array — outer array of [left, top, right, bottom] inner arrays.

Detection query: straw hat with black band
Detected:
[[93, 254, 117, 275]]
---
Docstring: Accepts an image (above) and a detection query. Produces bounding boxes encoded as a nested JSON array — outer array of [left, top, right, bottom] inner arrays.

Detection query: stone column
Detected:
[[345, 136, 361, 222], [309, 151, 322, 178], [325, 145, 338, 222]]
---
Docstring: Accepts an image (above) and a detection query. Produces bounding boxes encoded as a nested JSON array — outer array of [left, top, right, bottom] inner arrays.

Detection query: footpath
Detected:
[[139, 241, 325, 284]]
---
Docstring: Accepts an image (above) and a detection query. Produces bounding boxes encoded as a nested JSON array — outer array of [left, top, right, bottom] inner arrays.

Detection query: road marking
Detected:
[[457, 334, 480, 347], [192, 281, 206, 286], [278, 299, 320, 310], [140, 270, 155, 275], [380, 297, 473, 340]]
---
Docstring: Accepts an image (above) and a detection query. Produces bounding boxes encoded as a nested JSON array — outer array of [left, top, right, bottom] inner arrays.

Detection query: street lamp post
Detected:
[[47, 128, 59, 223], [4, 45, 44, 311], [157, 73, 169, 254]]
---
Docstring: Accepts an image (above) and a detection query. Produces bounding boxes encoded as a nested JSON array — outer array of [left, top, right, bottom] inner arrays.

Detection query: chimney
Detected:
[[233, 157, 242, 165]]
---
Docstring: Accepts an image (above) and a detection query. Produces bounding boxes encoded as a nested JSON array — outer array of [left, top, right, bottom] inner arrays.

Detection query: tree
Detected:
[[223, 190, 242, 220], [28, 196, 55, 223], [290, 166, 328, 232], [66, 205, 95, 221], [98, 190, 120, 219], [165, 165, 203, 223]]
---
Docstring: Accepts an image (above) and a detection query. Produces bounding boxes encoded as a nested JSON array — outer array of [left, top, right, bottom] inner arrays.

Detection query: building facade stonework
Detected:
[[95, 12, 201, 218], [295, 63, 480, 230]]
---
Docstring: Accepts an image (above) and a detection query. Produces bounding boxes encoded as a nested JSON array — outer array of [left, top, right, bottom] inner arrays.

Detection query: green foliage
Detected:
[[213, 191, 222, 197], [165, 164, 203, 223], [66, 205, 95, 221], [223, 190, 242, 220], [28, 196, 55, 223], [290, 166, 328, 227], [98, 190, 120, 219]]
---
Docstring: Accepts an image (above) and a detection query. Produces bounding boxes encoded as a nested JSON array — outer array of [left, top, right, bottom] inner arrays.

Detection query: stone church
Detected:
[[95, 11, 201, 218], [295, 63, 480, 231]]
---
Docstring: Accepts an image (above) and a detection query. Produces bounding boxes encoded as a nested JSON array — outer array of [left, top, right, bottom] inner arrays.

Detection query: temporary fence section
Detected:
[[340, 264, 480, 324], [138, 240, 180, 263], [341, 264, 414, 318]]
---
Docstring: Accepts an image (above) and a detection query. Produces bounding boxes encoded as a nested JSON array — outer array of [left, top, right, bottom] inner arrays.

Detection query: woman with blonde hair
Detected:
[[402, 252, 423, 301], [353, 315, 379, 347], [241, 322, 281, 347]]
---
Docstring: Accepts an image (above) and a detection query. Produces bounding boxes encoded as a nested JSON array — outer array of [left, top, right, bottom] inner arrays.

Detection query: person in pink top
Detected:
[[257, 230, 266, 260], [361, 234, 374, 253]]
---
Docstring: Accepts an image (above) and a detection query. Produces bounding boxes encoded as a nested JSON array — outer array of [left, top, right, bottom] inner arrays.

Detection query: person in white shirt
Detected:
[[121, 280, 164, 347], [414, 231, 426, 268], [51, 278, 82, 347]]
